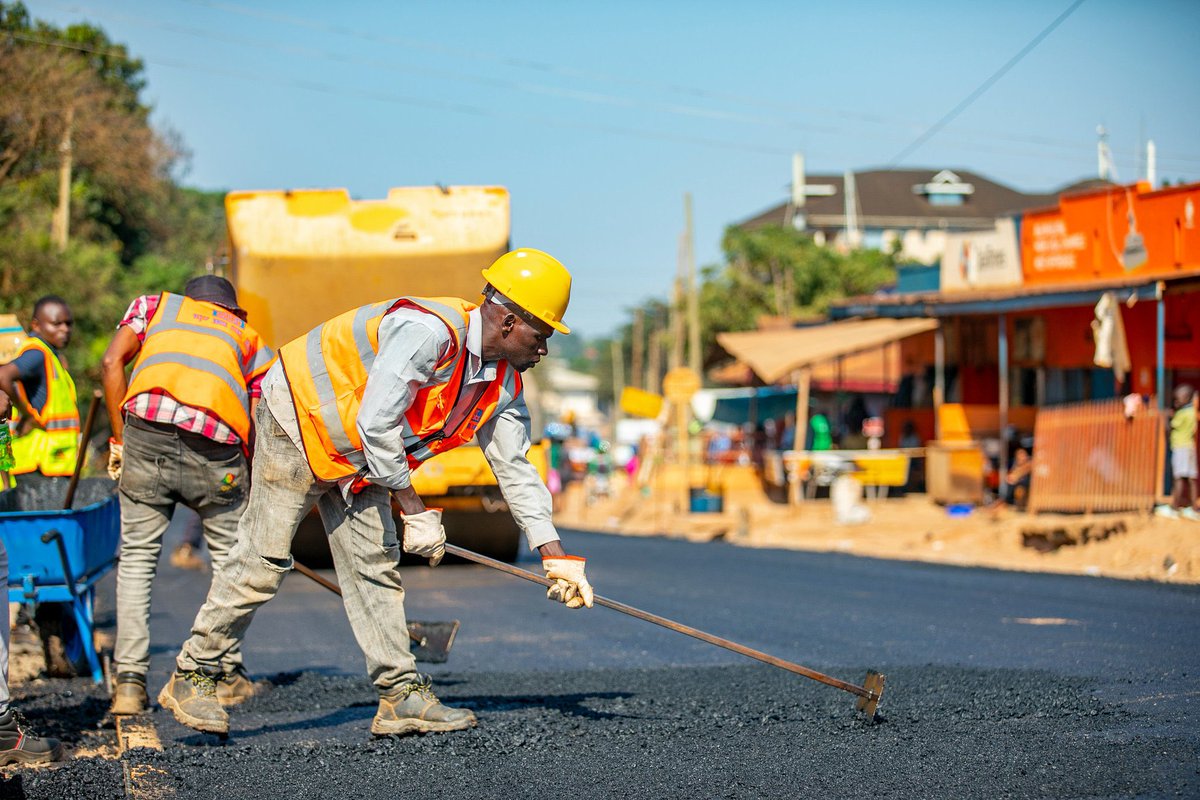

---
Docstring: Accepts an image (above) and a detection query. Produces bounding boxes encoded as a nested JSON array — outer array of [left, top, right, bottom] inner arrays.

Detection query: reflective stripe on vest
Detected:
[[10, 338, 79, 476], [124, 293, 276, 442], [279, 296, 516, 481]]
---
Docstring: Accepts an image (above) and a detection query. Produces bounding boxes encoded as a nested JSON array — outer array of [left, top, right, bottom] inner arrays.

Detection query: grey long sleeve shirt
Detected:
[[263, 306, 558, 551]]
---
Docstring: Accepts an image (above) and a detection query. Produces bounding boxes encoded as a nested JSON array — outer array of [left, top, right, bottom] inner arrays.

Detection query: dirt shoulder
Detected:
[[554, 480, 1199, 584]]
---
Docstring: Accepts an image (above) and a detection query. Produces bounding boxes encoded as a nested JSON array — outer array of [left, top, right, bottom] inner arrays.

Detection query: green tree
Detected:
[[697, 225, 897, 370], [0, 2, 226, 392]]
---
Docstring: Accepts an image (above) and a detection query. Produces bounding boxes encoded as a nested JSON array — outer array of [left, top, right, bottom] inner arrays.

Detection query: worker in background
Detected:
[[160, 248, 595, 738], [100, 276, 276, 716], [0, 296, 79, 480], [0, 388, 63, 766]]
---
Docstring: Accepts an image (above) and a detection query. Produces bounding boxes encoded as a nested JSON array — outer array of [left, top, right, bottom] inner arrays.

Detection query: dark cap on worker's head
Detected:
[[184, 275, 243, 314]]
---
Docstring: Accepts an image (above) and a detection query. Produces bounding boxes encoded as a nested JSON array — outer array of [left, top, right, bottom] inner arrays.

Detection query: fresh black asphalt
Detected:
[[2, 527, 1197, 798]]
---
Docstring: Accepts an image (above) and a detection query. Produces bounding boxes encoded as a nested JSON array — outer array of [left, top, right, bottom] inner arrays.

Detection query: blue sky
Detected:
[[28, 0, 1200, 337]]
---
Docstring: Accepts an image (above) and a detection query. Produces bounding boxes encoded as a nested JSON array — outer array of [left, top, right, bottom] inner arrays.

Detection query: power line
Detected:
[[7, 31, 796, 158], [18, 5, 1200, 176], [173, 0, 1126, 157], [888, 0, 1087, 166]]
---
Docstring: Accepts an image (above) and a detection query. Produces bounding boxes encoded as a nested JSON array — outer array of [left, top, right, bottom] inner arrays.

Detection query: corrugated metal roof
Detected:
[[716, 317, 938, 384], [831, 270, 1200, 319]]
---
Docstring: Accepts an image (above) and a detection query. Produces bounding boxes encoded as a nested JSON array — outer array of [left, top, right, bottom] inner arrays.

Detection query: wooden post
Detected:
[[631, 309, 644, 392], [685, 193, 701, 378], [934, 320, 945, 441], [998, 312, 1009, 499], [677, 399, 690, 513], [611, 338, 624, 428], [792, 367, 811, 506], [646, 326, 662, 395], [670, 237, 685, 372]]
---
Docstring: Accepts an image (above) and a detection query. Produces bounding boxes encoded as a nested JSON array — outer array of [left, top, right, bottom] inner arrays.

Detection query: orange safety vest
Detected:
[[279, 296, 520, 481], [124, 293, 276, 443], [9, 337, 79, 476]]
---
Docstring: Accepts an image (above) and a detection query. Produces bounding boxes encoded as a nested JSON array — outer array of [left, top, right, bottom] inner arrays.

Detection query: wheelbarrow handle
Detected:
[[39, 530, 79, 601]]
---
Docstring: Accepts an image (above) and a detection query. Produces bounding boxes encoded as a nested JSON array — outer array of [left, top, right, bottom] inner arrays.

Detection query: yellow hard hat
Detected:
[[481, 248, 572, 334]]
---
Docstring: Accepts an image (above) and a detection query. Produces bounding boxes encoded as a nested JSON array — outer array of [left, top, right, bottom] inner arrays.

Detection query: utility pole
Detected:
[[685, 192, 701, 378], [610, 338, 625, 426], [646, 323, 662, 395], [669, 233, 685, 372], [51, 106, 74, 252], [631, 308, 644, 391]]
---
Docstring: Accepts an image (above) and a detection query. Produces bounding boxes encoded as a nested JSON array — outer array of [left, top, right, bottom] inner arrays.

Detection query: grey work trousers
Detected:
[[176, 400, 418, 693], [115, 416, 247, 677]]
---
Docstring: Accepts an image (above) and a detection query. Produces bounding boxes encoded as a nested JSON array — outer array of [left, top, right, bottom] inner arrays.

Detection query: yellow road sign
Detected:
[[662, 367, 701, 402], [620, 386, 664, 419]]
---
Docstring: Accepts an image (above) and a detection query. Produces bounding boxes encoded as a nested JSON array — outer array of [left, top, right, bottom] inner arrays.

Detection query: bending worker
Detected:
[[101, 276, 276, 715], [0, 296, 79, 480], [160, 248, 595, 738]]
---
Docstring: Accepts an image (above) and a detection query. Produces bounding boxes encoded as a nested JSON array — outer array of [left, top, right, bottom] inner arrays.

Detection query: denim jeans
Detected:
[[176, 400, 418, 693], [115, 416, 247, 677], [0, 539, 9, 713]]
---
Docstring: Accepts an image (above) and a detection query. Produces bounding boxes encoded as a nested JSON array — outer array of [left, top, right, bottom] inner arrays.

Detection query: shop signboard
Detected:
[[1020, 181, 1200, 286], [940, 217, 1022, 291]]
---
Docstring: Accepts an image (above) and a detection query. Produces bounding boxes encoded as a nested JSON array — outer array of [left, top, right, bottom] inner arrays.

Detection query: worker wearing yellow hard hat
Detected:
[[162, 248, 593, 741], [480, 247, 572, 335]]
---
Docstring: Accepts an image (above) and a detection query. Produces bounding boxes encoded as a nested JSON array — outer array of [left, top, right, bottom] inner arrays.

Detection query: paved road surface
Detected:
[[5, 527, 1198, 798]]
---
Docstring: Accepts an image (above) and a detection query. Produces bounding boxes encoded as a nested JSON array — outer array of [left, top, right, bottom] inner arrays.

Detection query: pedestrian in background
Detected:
[[0, 296, 79, 481], [0, 388, 62, 766], [1157, 384, 1199, 520], [100, 276, 275, 715]]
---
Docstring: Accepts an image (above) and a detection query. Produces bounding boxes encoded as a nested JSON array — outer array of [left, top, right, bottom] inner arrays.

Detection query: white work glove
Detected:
[[107, 439, 123, 481], [543, 556, 594, 609], [401, 508, 445, 567]]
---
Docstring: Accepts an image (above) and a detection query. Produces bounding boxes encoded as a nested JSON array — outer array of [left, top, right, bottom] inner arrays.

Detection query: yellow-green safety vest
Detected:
[[9, 337, 79, 476]]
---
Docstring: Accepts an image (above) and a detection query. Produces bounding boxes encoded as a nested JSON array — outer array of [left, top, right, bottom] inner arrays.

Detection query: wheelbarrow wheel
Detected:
[[34, 604, 91, 678]]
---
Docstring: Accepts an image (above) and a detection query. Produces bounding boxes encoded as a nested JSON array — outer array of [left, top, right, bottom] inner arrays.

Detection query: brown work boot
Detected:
[[158, 669, 229, 734], [370, 675, 476, 737], [216, 667, 260, 708], [0, 707, 63, 766], [110, 672, 149, 716], [169, 543, 207, 571]]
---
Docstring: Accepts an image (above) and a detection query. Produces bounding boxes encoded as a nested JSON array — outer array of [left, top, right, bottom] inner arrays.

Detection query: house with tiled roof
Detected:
[[740, 167, 1109, 264]]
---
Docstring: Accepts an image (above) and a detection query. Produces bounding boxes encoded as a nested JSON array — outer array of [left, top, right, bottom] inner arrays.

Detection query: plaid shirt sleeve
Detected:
[[117, 295, 159, 344]]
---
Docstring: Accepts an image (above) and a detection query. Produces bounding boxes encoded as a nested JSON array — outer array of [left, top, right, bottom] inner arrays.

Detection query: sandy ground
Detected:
[[555, 478, 1200, 584]]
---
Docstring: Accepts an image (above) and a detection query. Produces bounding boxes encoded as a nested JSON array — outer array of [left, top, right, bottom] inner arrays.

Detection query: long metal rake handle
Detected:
[[444, 543, 882, 708], [292, 559, 427, 647]]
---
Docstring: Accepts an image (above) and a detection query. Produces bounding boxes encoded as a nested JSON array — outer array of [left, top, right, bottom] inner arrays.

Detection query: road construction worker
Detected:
[[0, 388, 63, 766], [0, 296, 79, 480], [100, 276, 276, 716], [161, 248, 595, 738]]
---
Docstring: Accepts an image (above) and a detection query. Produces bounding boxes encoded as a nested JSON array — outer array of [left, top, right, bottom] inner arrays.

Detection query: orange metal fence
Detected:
[[1028, 399, 1163, 514]]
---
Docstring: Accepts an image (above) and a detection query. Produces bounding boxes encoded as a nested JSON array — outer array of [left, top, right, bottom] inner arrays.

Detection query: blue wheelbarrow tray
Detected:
[[0, 478, 120, 683]]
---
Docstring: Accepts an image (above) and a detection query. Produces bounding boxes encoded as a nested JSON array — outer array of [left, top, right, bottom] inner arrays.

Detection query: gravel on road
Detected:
[[2, 661, 1194, 799]]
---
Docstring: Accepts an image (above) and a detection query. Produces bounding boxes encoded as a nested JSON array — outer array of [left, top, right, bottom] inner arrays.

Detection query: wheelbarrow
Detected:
[[0, 477, 120, 684]]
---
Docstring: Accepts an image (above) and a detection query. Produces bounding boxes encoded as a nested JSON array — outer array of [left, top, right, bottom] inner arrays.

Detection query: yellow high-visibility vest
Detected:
[[10, 338, 79, 476]]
